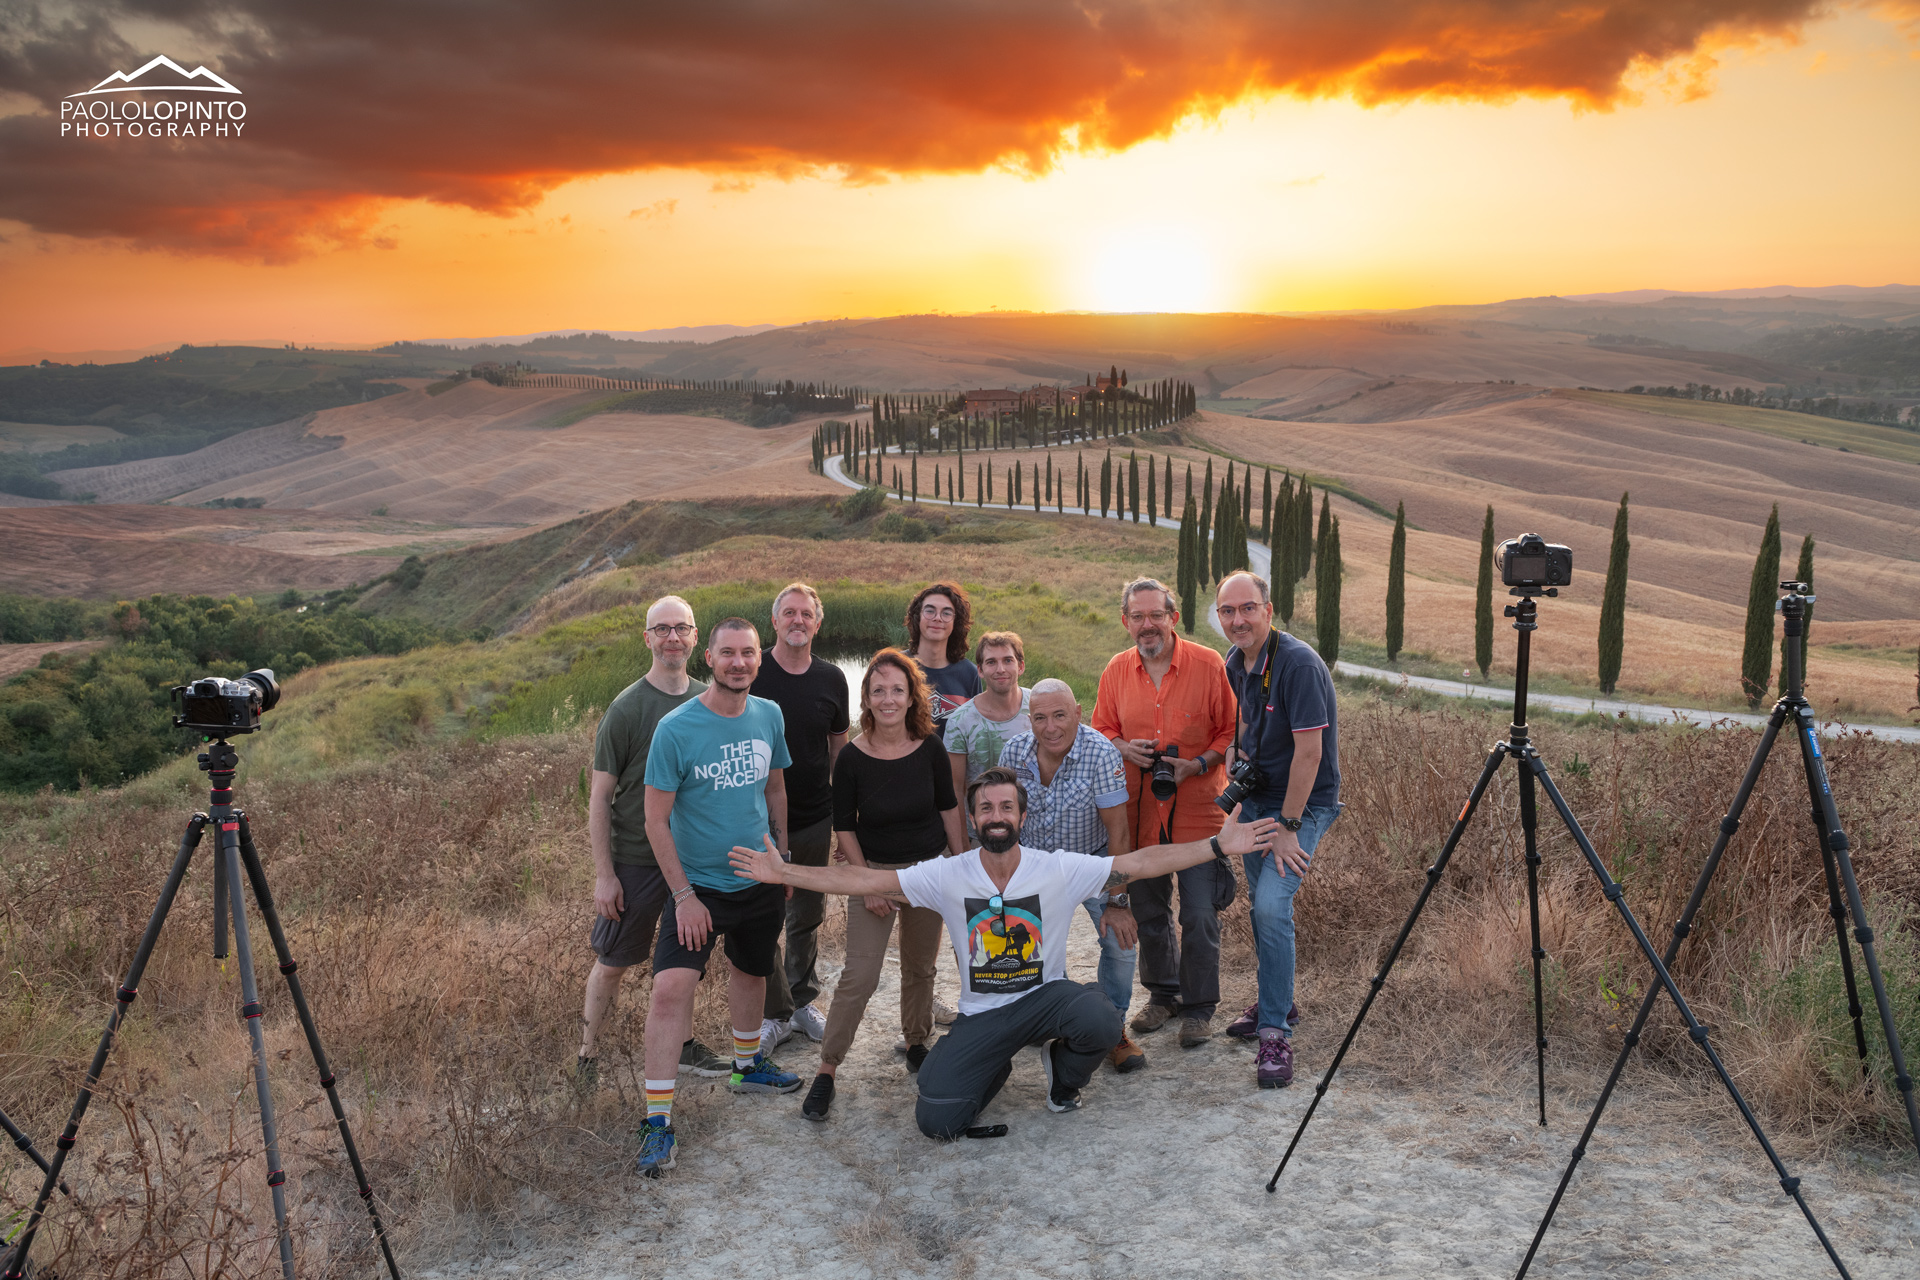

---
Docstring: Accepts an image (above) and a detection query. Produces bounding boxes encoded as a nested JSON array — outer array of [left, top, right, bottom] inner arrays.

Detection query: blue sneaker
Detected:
[[635, 1116, 676, 1177], [727, 1052, 801, 1094]]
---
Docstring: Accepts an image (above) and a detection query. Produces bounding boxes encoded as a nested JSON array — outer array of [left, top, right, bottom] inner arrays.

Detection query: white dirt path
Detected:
[[421, 912, 1918, 1280]]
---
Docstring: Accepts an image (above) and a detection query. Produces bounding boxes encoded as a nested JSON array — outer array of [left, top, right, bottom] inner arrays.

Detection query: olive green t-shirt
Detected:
[[593, 674, 707, 866]]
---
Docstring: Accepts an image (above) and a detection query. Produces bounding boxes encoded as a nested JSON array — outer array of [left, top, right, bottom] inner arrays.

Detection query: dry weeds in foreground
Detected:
[[1, 702, 1914, 1275]]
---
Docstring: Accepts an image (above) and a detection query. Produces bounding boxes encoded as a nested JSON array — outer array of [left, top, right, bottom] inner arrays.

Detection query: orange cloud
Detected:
[[0, 0, 1827, 257]]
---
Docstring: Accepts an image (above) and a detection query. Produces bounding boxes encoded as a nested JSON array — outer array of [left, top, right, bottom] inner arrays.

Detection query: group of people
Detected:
[[578, 571, 1342, 1176]]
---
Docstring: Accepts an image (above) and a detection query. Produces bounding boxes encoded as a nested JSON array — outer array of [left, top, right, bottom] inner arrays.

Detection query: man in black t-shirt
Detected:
[[750, 582, 851, 1045]]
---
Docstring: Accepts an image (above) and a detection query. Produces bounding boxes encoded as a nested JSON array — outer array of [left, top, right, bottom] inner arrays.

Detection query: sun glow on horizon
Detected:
[[1080, 225, 1223, 313]]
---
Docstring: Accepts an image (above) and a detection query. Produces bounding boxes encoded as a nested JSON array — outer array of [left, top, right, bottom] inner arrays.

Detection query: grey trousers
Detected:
[[914, 980, 1121, 1140], [1132, 859, 1223, 1018], [764, 815, 834, 1019]]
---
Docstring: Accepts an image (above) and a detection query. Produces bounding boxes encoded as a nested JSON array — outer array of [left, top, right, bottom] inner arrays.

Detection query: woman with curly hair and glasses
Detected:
[[800, 648, 966, 1120], [906, 581, 983, 741]]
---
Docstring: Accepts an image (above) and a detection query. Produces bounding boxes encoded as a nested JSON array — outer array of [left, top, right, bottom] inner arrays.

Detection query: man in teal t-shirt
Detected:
[[634, 617, 800, 1178]]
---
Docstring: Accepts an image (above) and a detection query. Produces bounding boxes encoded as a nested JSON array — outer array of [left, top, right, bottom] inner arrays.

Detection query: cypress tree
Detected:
[[1199, 460, 1214, 580], [1296, 481, 1313, 581], [978, 463, 986, 506], [1316, 515, 1342, 666], [911, 454, 919, 500], [1176, 508, 1193, 626], [1007, 462, 1016, 509], [1474, 504, 1495, 677], [1033, 462, 1042, 512], [1242, 467, 1253, 530], [1077, 453, 1086, 510], [1179, 494, 1199, 629], [1741, 505, 1782, 708], [1164, 455, 1174, 520], [1145, 453, 1157, 525], [1597, 492, 1630, 694], [1385, 500, 1407, 662], [1129, 453, 1141, 522], [1781, 533, 1815, 693], [1184, 462, 1193, 508], [1261, 468, 1273, 538]]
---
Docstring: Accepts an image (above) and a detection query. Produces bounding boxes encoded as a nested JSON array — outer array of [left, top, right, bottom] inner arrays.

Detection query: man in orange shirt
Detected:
[[1091, 577, 1238, 1048]]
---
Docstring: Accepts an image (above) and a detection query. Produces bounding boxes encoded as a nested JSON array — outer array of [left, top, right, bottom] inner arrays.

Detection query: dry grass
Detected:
[[2, 698, 1915, 1274]]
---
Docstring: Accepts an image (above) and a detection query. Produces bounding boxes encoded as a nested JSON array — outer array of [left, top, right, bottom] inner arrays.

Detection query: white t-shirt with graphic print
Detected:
[[895, 845, 1113, 1016]]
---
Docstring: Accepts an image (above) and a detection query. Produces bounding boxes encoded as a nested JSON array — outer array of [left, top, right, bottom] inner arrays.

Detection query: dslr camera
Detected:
[[1146, 744, 1180, 801], [172, 669, 280, 735], [1216, 757, 1265, 812], [1495, 533, 1572, 592]]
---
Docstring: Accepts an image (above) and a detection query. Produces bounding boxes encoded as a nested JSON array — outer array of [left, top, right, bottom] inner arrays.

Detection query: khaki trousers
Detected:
[[820, 859, 944, 1068]]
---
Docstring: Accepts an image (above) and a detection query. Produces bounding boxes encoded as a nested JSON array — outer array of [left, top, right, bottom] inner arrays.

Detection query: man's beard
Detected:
[[1135, 630, 1167, 658], [979, 822, 1019, 854]]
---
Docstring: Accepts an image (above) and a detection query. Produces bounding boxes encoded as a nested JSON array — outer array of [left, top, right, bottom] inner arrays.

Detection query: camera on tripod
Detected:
[[171, 669, 280, 736], [1495, 533, 1572, 593], [1146, 744, 1180, 800]]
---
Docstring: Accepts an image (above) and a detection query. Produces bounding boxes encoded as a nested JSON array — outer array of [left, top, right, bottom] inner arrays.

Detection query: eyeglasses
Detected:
[[646, 623, 695, 638], [1215, 602, 1269, 619], [1124, 610, 1172, 625], [987, 893, 1009, 938], [919, 605, 956, 620]]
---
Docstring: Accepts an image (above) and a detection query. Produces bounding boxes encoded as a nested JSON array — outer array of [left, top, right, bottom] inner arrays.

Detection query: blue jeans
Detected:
[[1240, 798, 1341, 1038], [1080, 896, 1139, 1017]]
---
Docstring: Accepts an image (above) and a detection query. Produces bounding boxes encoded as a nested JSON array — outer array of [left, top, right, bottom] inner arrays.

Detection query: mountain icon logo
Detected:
[[67, 55, 241, 97]]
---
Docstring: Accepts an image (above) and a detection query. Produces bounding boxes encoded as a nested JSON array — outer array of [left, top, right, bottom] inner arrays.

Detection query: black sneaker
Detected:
[[905, 1044, 929, 1073], [1039, 1039, 1081, 1113], [801, 1073, 834, 1122], [677, 1038, 731, 1078]]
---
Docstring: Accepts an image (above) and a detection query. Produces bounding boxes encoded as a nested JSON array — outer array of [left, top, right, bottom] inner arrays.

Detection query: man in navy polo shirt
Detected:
[[1214, 571, 1342, 1090]]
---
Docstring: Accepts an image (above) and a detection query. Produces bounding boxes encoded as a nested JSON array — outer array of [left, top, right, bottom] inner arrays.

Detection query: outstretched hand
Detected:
[[1215, 806, 1279, 859], [729, 835, 786, 885]]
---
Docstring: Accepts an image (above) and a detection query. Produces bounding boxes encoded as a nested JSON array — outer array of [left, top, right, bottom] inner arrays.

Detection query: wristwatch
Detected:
[[1279, 816, 1304, 832], [1108, 892, 1131, 908], [1195, 754, 1212, 775]]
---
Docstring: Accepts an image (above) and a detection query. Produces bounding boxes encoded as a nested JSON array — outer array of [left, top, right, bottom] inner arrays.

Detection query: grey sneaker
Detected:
[[678, 1039, 732, 1078], [790, 1003, 828, 1042], [760, 1017, 793, 1054], [933, 997, 959, 1026], [1040, 1040, 1081, 1113]]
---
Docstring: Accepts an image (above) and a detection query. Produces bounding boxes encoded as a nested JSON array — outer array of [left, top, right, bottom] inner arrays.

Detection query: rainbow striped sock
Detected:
[[644, 1078, 675, 1125], [732, 1029, 761, 1072]]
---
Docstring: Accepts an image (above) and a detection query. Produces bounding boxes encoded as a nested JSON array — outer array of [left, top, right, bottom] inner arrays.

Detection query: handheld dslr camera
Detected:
[[1215, 757, 1264, 813], [171, 669, 280, 736], [1495, 533, 1572, 594], [1146, 744, 1180, 801]]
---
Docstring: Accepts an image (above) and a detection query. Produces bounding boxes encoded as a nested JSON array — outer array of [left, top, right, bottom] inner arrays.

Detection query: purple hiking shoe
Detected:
[[1256, 1033, 1294, 1089], [1227, 1003, 1301, 1040]]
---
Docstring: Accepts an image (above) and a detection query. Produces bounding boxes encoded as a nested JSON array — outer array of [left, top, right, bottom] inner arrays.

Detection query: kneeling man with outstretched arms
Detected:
[[731, 765, 1279, 1139]]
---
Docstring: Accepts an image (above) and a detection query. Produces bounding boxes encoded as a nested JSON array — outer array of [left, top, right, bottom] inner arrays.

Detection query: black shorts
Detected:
[[653, 881, 785, 978], [588, 860, 672, 968]]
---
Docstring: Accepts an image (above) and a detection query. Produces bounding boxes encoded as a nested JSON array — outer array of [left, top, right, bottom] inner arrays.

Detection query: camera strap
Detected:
[[1234, 629, 1282, 760]]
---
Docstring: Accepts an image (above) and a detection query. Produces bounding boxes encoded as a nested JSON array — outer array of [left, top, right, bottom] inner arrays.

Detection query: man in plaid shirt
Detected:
[[997, 678, 1147, 1073]]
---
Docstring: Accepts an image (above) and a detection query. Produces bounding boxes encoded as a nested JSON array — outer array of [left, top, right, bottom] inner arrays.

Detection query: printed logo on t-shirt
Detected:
[[690, 738, 773, 790], [929, 691, 970, 724], [963, 894, 1043, 995]]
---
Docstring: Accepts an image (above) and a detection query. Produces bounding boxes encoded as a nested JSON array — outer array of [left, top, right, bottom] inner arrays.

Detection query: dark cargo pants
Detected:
[[914, 980, 1121, 1140]]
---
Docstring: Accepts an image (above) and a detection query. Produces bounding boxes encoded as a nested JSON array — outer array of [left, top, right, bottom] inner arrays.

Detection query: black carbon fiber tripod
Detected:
[[4, 737, 400, 1280], [1516, 581, 1916, 1275], [1265, 584, 1851, 1279]]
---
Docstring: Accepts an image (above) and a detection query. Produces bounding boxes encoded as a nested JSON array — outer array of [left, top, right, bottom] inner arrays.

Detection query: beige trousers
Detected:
[[820, 860, 944, 1068]]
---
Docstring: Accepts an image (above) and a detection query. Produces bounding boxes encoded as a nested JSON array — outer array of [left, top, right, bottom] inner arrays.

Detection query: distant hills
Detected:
[[411, 324, 782, 347]]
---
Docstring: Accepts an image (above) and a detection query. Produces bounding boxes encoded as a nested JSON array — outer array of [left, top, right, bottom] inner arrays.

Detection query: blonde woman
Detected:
[[802, 648, 965, 1120]]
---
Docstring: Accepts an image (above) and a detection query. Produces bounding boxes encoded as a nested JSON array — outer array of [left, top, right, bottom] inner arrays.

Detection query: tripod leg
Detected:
[[237, 814, 403, 1280], [216, 820, 296, 1280], [1267, 741, 1508, 1191], [1794, 714, 1920, 1158], [4, 814, 207, 1280], [1517, 705, 1788, 1279], [213, 830, 229, 960], [0, 1106, 72, 1198], [1796, 718, 1874, 1088], [1520, 763, 1547, 1127], [1527, 755, 1850, 1279]]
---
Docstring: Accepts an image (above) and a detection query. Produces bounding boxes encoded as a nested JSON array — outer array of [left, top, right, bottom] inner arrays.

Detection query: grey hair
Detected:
[[647, 594, 695, 624], [1216, 571, 1270, 604], [1120, 576, 1175, 615], [1029, 677, 1076, 702]]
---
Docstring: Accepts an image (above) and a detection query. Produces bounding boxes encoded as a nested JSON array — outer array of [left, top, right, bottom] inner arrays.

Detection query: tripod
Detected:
[[1518, 582, 1917, 1275], [1265, 587, 1851, 1278], [4, 738, 400, 1280]]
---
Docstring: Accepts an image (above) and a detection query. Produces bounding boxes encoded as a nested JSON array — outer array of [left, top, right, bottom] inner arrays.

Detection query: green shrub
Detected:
[[840, 486, 888, 523]]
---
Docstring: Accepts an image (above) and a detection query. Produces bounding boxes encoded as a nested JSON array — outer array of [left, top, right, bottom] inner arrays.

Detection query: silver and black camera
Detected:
[[1146, 744, 1180, 801], [1215, 757, 1265, 812], [171, 669, 280, 735], [1495, 533, 1572, 592]]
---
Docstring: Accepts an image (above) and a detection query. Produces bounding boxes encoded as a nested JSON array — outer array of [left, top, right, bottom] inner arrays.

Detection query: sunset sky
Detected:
[[2, 1, 1917, 358]]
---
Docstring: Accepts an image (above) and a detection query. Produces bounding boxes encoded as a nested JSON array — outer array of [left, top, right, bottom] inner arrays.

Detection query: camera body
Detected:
[[1146, 743, 1180, 801], [172, 669, 280, 736], [1495, 533, 1572, 592], [1215, 757, 1265, 813]]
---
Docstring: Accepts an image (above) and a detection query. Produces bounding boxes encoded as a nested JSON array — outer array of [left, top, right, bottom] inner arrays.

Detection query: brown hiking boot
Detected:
[[1179, 1015, 1213, 1048], [1108, 1033, 1147, 1074], [1130, 1002, 1177, 1035]]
